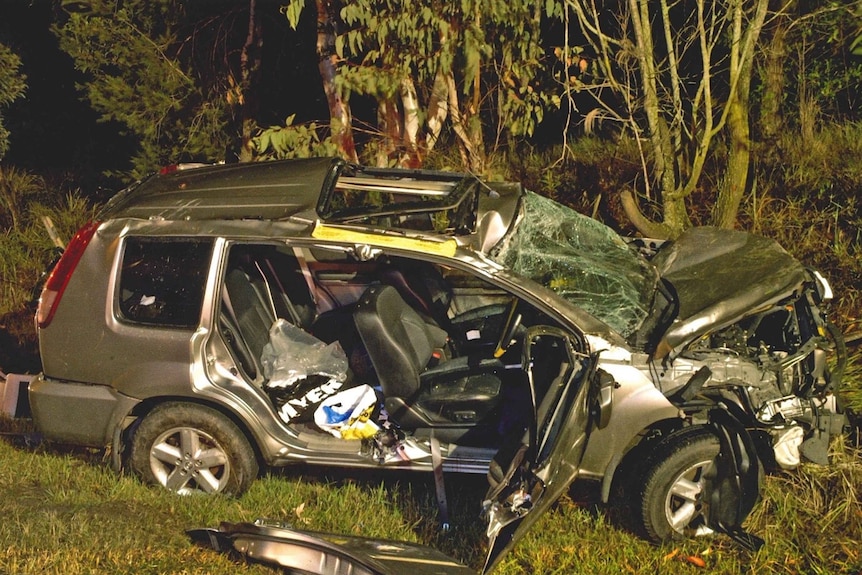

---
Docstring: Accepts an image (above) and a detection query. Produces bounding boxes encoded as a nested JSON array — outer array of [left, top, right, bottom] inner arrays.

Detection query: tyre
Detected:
[[129, 402, 259, 496], [638, 427, 720, 543]]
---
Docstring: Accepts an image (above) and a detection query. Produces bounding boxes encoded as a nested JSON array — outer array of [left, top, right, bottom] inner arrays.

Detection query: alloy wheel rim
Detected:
[[149, 426, 230, 495], [664, 458, 715, 536]]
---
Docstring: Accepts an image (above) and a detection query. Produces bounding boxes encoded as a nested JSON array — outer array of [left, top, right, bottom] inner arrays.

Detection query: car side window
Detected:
[[118, 237, 213, 327]]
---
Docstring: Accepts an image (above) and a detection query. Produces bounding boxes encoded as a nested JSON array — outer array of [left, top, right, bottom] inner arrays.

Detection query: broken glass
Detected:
[[491, 191, 657, 337]]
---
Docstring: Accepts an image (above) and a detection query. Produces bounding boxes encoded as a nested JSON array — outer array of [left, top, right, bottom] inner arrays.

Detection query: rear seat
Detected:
[[222, 267, 275, 379]]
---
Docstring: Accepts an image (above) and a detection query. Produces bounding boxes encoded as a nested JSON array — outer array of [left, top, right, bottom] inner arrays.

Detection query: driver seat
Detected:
[[354, 285, 504, 436]]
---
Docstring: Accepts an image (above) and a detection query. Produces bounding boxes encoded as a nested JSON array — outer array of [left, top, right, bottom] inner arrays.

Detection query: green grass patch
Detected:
[[0, 419, 860, 574]]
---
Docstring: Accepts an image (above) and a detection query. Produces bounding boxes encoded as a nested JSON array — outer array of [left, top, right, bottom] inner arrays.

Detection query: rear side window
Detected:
[[118, 238, 214, 327]]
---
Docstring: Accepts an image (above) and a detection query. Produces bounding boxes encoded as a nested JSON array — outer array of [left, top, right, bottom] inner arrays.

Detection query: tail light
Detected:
[[36, 221, 100, 329]]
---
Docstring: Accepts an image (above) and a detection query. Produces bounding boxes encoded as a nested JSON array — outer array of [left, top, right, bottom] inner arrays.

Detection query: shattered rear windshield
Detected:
[[490, 191, 657, 337]]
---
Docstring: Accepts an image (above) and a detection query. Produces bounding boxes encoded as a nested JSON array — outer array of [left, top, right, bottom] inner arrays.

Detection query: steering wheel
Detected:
[[494, 299, 522, 358]]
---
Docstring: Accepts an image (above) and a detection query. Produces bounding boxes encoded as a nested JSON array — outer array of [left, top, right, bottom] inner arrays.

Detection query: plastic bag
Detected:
[[261, 319, 349, 388], [313, 384, 381, 439], [267, 374, 346, 423]]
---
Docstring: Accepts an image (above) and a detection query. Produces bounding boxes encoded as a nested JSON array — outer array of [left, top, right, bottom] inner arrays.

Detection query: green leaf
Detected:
[[282, 0, 305, 30]]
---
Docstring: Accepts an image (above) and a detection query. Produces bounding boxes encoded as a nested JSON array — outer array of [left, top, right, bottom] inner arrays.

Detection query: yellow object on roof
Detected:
[[312, 223, 458, 258]]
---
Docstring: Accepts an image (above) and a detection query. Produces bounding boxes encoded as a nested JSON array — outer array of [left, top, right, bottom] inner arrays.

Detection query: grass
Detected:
[[0, 417, 860, 574]]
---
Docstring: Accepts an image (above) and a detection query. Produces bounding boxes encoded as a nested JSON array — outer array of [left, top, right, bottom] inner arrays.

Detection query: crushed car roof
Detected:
[[99, 157, 495, 232], [101, 157, 341, 222]]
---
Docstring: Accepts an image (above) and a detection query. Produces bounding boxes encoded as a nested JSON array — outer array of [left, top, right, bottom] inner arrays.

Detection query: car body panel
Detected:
[[28, 375, 140, 446], [105, 156, 338, 221], [654, 226, 810, 352], [577, 349, 682, 483], [189, 521, 478, 575]]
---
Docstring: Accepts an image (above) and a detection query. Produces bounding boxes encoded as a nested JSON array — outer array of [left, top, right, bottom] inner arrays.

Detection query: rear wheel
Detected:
[[638, 428, 719, 542], [130, 402, 259, 496]]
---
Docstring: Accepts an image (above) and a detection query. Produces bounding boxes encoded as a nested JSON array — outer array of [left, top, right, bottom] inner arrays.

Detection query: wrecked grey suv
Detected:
[[30, 158, 845, 570]]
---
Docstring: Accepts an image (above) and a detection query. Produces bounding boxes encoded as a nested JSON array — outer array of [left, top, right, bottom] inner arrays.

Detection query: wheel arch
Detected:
[[112, 395, 266, 475], [600, 416, 687, 503]]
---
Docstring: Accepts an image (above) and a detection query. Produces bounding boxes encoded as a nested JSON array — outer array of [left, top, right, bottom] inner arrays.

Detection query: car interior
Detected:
[[217, 242, 555, 446]]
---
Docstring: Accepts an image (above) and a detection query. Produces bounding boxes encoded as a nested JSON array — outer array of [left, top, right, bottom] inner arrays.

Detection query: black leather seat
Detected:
[[384, 258, 511, 353], [353, 284, 503, 435], [222, 268, 275, 380]]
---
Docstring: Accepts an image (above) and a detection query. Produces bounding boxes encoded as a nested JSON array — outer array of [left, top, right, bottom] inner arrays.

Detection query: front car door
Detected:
[[482, 325, 599, 573]]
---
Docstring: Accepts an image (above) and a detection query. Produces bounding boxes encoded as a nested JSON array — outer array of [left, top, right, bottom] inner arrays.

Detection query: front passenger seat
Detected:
[[353, 285, 503, 436]]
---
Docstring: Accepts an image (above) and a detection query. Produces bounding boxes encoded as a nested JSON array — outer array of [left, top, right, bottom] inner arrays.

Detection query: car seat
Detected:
[[353, 284, 504, 441], [383, 258, 512, 353]]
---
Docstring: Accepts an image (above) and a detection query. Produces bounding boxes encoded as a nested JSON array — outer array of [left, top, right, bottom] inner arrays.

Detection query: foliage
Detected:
[[0, 191, 95, 318], [282, 0, 561, 171], [0, 42, 27, 161], [790, 1, 862, 123], [339, 0, 553, 137], [504, 138, 644, 219], [0, 165, 43, 231], [251, 115, 340, 160], [53, 0, 231, 179], [738, 122, 862, 339]]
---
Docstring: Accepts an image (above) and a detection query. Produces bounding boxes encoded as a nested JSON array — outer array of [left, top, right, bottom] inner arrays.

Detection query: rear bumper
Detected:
[[29, 374, 139, 446]]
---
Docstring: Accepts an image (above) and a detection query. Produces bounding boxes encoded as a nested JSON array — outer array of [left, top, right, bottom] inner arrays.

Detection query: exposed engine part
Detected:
[[645, 283, 847, 470]]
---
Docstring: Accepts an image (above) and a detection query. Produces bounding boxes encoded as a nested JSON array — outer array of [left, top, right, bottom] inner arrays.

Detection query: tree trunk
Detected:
[[713, 92, 750, 228], [424, 67, 449, 156], [238, 0, 261, 163], [445, 72, 484, 173], [713, 0, 767, 229], [399, 77, 421, 168], [315, 0, 357, 163], [375, 96, 400, 167], [759, 20, 789, 144]]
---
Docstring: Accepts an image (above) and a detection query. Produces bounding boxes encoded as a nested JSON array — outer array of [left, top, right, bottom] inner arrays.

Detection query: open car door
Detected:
[[189, 325, 608, 575], [482, 326, 607, 574]]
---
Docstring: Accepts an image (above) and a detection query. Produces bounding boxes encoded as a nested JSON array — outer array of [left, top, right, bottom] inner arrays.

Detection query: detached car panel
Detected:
[[189, 521, 478, 575], [30, 158, 846, 568]]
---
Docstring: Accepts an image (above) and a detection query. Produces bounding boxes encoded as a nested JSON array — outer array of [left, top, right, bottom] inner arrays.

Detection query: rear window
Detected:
[[118, 237, 214, 327]]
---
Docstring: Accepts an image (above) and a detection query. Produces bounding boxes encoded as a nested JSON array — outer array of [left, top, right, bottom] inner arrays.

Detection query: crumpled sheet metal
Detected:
[[492, 191, 657, 337], [653, 226, 808, 350]]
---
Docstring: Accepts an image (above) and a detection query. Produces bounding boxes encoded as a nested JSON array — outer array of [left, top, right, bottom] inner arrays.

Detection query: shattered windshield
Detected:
[[490, 191, 658, 337]]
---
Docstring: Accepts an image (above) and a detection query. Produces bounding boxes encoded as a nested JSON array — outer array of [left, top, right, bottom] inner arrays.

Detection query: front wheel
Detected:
[[129, 402, 259, 496], [637, 428, 719, 543]]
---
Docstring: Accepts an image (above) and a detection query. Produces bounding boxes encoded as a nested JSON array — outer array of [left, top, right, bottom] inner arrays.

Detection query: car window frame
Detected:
[[115, 235, 215, 329]]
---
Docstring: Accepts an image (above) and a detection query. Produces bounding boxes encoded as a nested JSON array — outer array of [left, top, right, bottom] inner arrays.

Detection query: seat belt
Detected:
[[430, 432, 450, 531], [257, 259, 303, 326]]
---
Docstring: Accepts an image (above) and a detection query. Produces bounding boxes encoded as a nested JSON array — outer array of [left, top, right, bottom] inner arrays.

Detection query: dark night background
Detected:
[[0, 0, 333, 191]]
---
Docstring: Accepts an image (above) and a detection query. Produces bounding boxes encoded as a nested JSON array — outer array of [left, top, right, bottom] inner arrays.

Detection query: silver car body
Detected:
[[29, 157, 843, 567]]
